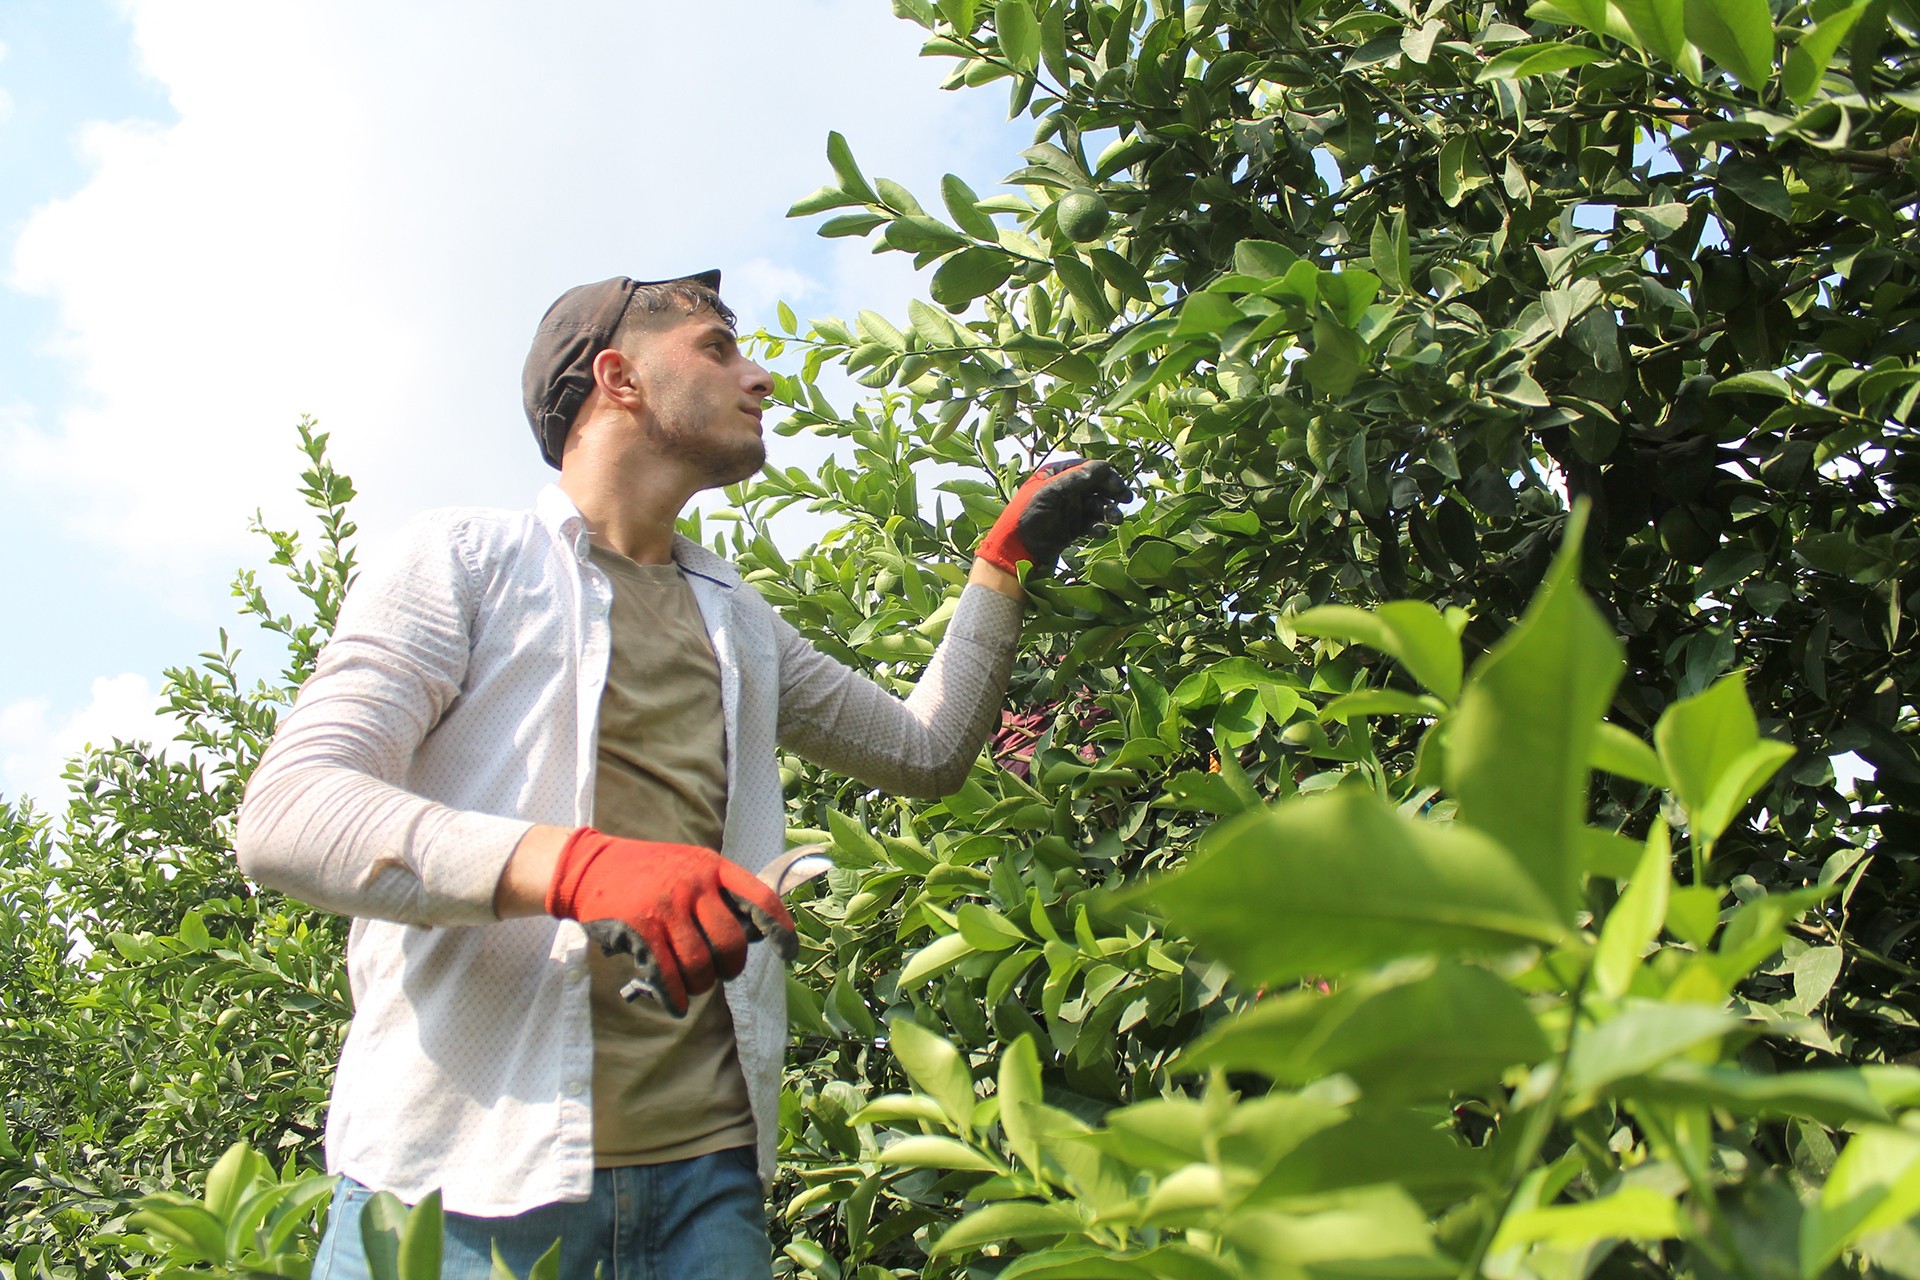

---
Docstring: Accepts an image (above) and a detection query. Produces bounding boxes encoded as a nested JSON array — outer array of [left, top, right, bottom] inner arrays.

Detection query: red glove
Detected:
[[546, 828, 797, 1018], [977, 458, 1131, 578]]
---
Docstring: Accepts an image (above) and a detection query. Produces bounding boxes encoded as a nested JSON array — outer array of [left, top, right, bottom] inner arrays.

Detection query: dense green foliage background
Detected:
[[5, 0, 1920, 1273]]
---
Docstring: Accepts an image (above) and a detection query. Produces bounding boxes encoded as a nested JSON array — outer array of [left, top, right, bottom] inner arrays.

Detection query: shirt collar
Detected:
[[534, 484, 737, 588]]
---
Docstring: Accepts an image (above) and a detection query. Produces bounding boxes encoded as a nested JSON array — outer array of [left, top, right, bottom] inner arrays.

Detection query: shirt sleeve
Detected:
[[232, 512, 535, 926], [773, 583, 1023, 798]]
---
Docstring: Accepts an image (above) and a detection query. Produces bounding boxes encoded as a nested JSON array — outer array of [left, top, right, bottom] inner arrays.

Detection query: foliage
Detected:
[[709, 0, 1920, 1273], [98, 1143, 334, 1279], [0, 419, 356, 1277], [7, 0, 1920, 1273], [780, 517, 1920, 1278]]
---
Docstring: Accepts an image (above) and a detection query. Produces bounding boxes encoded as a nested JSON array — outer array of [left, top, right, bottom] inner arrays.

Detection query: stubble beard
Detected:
[[655, 420, 767, 489]]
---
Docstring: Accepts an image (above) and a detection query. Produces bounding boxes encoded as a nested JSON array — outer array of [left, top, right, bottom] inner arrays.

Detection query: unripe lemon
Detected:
[[1056, 189, 1110, 242], [1658, 503, 1723, 566]]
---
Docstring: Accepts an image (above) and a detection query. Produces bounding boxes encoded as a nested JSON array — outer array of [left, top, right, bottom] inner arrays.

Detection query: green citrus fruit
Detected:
[[1056, 189, 1110, 243], [1658, 503, 1723, 566]]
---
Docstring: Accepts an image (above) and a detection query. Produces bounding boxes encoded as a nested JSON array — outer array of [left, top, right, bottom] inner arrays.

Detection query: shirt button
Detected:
[[566, 1079, 586, 1097]]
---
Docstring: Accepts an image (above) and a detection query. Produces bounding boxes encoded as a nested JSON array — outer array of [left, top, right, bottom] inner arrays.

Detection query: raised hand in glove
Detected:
[[977, 458, 1131, 579], [545, 827, 798, 1018]]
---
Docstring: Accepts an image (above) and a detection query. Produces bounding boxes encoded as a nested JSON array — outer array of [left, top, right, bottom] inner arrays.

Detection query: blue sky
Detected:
[[0, 0, 1028, 809]]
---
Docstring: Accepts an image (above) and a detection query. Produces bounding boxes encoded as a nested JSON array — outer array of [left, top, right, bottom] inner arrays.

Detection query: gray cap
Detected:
[[520, 270, 723, 468]]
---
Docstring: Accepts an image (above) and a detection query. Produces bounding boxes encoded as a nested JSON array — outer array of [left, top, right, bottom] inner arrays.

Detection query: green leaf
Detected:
[[932, 1201, 1087, 1254], [1542, 278, 1603, 336], [204, 1141, 259, 1220], [1654, 670, 1795, 849], [1055, 254, 1116, 326], [957, 903, 1028, 951], [933, 249, 1021, 310], [996, 0, 1043, 71], [1178, 960, 1552, 1102], [825, 131, 880, 204], [1802, 1125, 1920, 1276], [1593, 823, 1672, 999], [523, 1240, 562, 1280], [1476, 41, 1611, 79], [819, 212, 889, 239], [998, 1035, 1045, 1171], [1225, 1186, 1441, 1270], [1446, 507, 1621, 921], [939, 0, 979, 33], [1784, 0, 1869, 101], [397, 1191, 442, 1280], [1319, 689, 1447, 721], [359, 1191, 410, 1280], [1233, 239, 1298, 277], [128, 1200, 229, 1261], [1438, 135, 1471, 205], [1170, 293, 1244, 342], [789, 185, 861, 217], [888, 1018, 978, 1131], [856, 309, 909, 352], [1320, 269, 1381, 326], [899, 931, 977, 987], [826, 809, 886, 867], [1591, 722, 1669, 786], [941, 174, 1001, 241], [1159, 770, 1258, 816], [1684, 0, 1777, 88], [875, 1134, 999, 1170], [1494, 1186, 1683, 1249], [1089, 247, 1152, 302], [851, 1093, 952, 1126], [1786, 944, 1844, 1015], [1614, 0, 1691, 63], [1665, 885, 1723, 947], [1713, 370, 1793, 398], [1126, 789, 1569, 985], [1292, 600, 1464, 700], [1617, 1061, 1891, 1125], [1254, 1109, 1487, 1200], [1370, 213, 1412, 293], [1298, 318, 1369, 396], [1565, 999, 1747, 1097], [883, 215, 972, 254]]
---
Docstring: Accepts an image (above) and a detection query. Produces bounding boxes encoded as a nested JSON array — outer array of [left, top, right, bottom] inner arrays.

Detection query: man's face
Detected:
[[621, 308, 771, 488]]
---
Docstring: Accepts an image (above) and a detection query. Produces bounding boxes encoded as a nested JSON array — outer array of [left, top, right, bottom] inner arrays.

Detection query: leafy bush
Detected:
[[0, 421, 354, 1277], [790, 516, 1920, 1277]]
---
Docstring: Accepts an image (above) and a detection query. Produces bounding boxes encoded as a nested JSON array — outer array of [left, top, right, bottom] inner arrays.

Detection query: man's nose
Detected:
[[744, 361, 772, 400]]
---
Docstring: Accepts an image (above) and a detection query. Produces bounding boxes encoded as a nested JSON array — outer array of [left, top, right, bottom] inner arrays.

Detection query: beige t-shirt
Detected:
[[586, 544, 756, 1166]]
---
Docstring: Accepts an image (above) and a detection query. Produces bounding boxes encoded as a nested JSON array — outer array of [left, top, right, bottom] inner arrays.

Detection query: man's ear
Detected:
[[591, 346, 646, 410]]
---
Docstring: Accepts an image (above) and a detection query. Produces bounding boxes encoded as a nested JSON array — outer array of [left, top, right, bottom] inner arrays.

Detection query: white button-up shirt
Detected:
[[235, 484, 1020, 1215]]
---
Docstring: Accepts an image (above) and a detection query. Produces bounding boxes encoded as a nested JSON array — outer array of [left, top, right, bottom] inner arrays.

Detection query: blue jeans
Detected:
[[310, 1147, 771, 1279]]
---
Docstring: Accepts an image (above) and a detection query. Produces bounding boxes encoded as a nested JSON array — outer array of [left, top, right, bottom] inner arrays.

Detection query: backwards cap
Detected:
[[520, 270, 724, 468]]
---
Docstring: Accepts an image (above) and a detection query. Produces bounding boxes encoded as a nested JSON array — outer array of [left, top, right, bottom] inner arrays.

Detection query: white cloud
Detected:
[[5, 0, 1020, 613], [1, 674, 183, 813]]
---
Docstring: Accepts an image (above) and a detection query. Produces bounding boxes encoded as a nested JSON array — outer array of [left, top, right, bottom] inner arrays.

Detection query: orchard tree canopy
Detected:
[[8, 0, 1920, 1277]]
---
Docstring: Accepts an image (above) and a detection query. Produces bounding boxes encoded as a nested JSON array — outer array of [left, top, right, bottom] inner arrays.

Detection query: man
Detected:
[[234, 271, 1127, 1278]]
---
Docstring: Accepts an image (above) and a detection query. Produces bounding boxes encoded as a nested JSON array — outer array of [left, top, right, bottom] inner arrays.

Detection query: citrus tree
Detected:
[[0, 422, 353, 1278], [707, 0, 1920, 1273]]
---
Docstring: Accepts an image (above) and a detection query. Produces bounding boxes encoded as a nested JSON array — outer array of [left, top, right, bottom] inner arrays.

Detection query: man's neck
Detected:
[[557, 466, 692, 566]]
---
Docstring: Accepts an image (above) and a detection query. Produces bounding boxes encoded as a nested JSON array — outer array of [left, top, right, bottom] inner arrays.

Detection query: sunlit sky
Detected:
[[0, 0, 1029, 809]]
